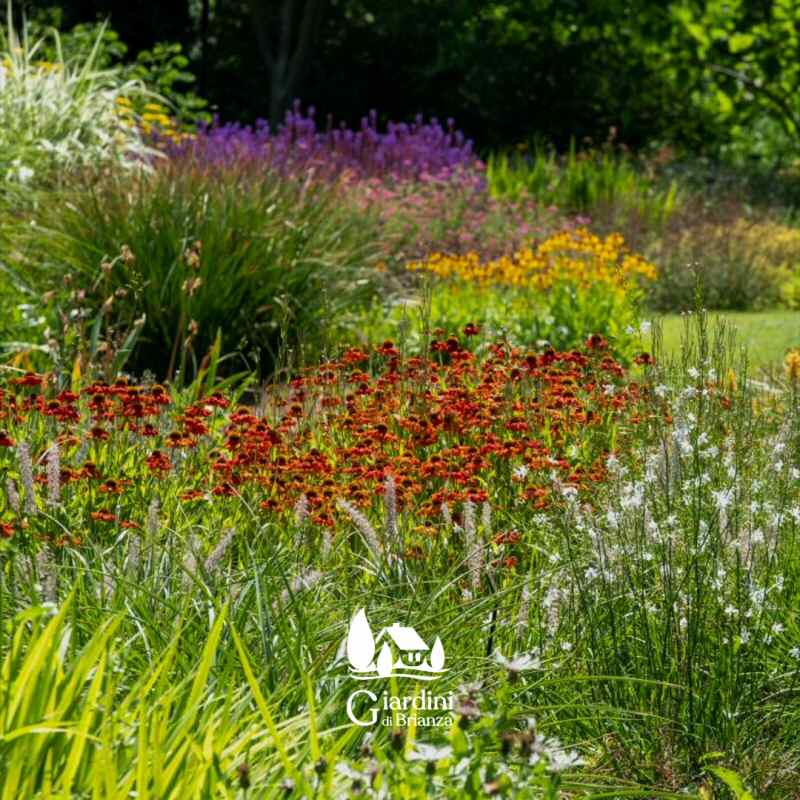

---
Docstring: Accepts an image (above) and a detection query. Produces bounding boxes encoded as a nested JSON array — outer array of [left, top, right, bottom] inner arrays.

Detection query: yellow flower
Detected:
[[785, 350, 800, 382], [406, 229, 657, 292]]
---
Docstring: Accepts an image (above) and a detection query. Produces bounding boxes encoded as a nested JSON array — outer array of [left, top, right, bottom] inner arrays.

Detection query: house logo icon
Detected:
[[346, 608, 447, 681]]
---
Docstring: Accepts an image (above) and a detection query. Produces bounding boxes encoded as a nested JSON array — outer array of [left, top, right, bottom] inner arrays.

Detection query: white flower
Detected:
[[640, 320, 652, 335], [654, 384, 669, 398], [547, 746, 584, 772], [495, 651, 542, 672], [789, 646, 800, 659], [17, 165, 34, 183], [687, 367, 700, 380], [408, 743, 453, 762], [603, 384, 616, 396], [513, 464, 529, 480], [712, 488, 734, 511]]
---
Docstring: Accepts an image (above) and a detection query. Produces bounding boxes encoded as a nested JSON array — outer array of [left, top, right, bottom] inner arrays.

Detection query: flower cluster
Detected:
[[156, 101, 481, 183], [407, 229, 657, 290], [0, 334, 650, 540], [116, 97, 184, 142]]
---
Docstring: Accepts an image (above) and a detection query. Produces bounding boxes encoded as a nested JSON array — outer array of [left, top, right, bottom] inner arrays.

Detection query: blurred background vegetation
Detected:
[[6, 0, 800, 164]]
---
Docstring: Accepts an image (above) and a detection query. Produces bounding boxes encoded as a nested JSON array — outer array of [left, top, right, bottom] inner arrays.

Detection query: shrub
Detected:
[[646, 218, 795, 312], [0, 15, 153, 192], [12, 162, 386, 379]]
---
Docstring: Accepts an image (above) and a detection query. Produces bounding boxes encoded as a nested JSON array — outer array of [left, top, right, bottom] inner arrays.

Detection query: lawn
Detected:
[[659, 310, 800, 370]]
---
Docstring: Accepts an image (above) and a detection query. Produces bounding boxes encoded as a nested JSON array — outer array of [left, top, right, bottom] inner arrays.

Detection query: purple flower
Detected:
[[155, 101, 482, 185]]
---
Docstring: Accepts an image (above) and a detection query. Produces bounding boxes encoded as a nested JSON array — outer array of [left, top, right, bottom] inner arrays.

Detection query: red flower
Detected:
[[147, 450, 173, 474], [0, 430, 15, 447], [12, 372, 46, 387], [91, 510, 116, 522]]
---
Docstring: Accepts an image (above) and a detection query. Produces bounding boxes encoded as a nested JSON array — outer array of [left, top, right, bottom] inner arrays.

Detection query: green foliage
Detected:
[[24, 14, 208, 128], [9, 163, 386, 380], [0, 10, 154, 193], [127, 42, 209, 128], [666, 0, 800, 163], [488, 144, 682, 231], [358, 279, 644, 363], [646, 218, 800, 312]]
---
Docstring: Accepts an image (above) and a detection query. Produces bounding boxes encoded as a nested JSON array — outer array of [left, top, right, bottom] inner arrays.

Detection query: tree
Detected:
[[247, 0, 327, 124]]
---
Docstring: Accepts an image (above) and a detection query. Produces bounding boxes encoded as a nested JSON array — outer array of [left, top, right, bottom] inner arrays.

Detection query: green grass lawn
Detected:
[[658, 310, 800, 370]]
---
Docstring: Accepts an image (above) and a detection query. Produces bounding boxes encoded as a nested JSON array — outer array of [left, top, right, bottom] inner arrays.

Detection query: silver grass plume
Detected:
[[35, 546, 57, 604], [126, 528, 141, 579], [182, 534, 200, 590], [204, 528, 236, 575], [321, 527, 333, 559], [481, 501, 492, 535], [441, 502, 453, 528], [464, 501, 482, 593], [516, 575, 531, 637], [337, 498, 382, 558], [5, 477, 20, 513], [46, 442, 61, 506], [384, 475, 400, 550], [293, 494, 309, 526], [275, 568, 323, 611], [146, 496, 161, 537], [17, 441, 38, 516], [101, 556, 116, 599]]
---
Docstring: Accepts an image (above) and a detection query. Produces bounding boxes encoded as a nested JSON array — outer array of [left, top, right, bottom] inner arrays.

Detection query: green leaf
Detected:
[[729, 32, 754, 53], [708, 766, 756, 800]]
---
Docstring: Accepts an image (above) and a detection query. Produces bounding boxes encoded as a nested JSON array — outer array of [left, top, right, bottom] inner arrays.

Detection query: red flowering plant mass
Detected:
[[0, 331, 653, 560]]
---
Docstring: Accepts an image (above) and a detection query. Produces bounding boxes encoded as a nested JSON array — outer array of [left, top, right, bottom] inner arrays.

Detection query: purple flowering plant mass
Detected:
[[159, 101, 483, 184]]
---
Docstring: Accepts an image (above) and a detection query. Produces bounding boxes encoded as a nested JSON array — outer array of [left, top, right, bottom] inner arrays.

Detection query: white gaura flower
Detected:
[[513, 464, 529, 480], [712, 488, 734, 511], [494, 651, 542, 673], [407, 743, 453, 762]]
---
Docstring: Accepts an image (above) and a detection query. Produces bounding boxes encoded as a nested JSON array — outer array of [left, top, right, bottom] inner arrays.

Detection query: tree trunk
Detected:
[[247, 0, 327, 125]]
